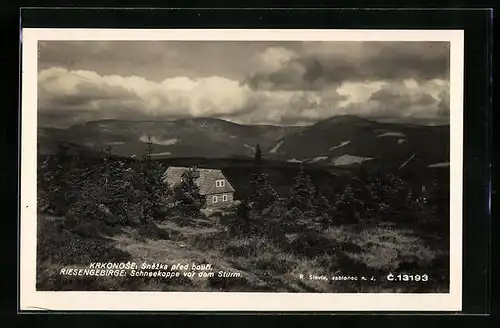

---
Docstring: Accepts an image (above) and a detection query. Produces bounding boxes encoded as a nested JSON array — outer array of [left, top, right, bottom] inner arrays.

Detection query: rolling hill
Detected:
[[266, 115, 449, 170], [38, 115, 450, 171], [38, 117, 302, 159]]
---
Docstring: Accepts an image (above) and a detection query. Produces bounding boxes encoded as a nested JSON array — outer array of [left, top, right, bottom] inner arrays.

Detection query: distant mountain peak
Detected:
[[323, 114, 371, 123], [39, 112, 448, 171]]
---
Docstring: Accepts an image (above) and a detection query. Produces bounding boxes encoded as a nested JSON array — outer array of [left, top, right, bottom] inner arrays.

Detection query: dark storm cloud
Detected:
[[358, 79, 450, 120], [368, 89, 437, 116], [369, 89, 436, 108], [437, 90, 451, 117], [38, 41, 293, 81], [246, 42, 450, 91], [37, 40, 451, 127], [39, 41, 179, 69]]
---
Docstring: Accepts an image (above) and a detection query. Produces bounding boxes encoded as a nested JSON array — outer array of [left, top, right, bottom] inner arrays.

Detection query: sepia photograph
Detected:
[[20, 29, 464, 311]]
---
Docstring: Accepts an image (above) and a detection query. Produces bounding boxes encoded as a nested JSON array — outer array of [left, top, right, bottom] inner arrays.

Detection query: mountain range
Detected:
[[38, 115, 450, 171]]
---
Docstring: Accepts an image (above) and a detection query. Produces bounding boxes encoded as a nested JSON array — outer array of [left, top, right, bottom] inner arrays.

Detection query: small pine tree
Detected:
[[287, 165, 316, 214], [248, 171, 280, 214], [285, 165, 323, 232], [333, 170, 415, 224], [368, 171, 412, 222], [334, 183, 364, 224], [248, 143, 279, 211], [238, 144, 281, 234], [99, 146, 113, 187], [51, 145, 73, 214], [134, 138, 170, 223], [46, 144, 90, 215], [254, 144, 262, 163], [37, 153, 53, 214], [68, 146, 122, 224], [105, 158, 134, 225], [172, 167, 205, 220], [315, 193, 333, 229], [232, 198, 251, 235], [142, 137, 155, 162]]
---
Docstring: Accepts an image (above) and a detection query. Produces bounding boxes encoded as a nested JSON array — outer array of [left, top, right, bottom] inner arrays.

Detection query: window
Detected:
[[216, 179, 225, 187], [212, 195, 218, 203], [222, 194, 228, 202]]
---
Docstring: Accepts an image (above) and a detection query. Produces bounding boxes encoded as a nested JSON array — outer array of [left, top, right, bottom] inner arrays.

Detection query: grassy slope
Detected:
[[37, 210, 449, 293], [35, 149, 449, 292]]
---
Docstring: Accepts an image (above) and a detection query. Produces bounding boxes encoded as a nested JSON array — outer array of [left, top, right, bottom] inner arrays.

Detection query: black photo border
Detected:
[[15, 7, 492, 318]]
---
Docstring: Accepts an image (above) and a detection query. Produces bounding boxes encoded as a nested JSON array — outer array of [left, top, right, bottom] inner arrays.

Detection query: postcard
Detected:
[[20, 28, 464, 311]]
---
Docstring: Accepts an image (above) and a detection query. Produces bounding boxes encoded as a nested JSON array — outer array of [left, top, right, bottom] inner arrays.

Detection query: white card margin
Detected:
[[20, 28, 464, 312]]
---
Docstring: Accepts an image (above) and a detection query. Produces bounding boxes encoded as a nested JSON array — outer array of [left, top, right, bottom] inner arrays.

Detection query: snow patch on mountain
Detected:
[[287, 158, 303, 163], [428, 162, 450, 168], [398, 139, 407, 144], [377, 131, 406, 137], [329, 140, 351, 151], [151, 151, 172, 157], [308, 156, 329, 163], [332, 154, 373, 166], [269, 140, 283, 153], [139, 135, 179, 145], [98, 123, 109, 131], [105, 141, 125, 145]]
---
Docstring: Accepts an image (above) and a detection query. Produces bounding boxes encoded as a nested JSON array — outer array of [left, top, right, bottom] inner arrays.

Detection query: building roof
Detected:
[[163, 166, 235, 195]]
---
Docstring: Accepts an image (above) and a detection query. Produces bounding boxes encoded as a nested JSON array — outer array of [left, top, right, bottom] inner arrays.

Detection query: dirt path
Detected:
[[108, 219, 331, 292], [109, 220, 276, 291]]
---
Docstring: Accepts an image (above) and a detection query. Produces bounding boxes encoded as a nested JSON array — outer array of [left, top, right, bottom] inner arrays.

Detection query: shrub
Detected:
[[171, 167, 205, 217], [332, 171, 418, 224], [339, 226, 439, 272], [189, 231, 226, 251], [37, 217, 131, 267], [137, 222, 170, 241], [254, 251, 296, 274], [224, 236, 277, 258], [283, 165, 333, 233], [288, 257, 325, 279], [285, 230, 340, 257]]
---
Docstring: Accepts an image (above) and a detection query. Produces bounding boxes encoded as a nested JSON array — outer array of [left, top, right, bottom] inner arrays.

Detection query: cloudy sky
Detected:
[[38, 41, 450, 128]]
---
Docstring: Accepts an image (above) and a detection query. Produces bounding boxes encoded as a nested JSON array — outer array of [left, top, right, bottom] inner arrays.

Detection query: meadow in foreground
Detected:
[[36, 141, 449, 292]]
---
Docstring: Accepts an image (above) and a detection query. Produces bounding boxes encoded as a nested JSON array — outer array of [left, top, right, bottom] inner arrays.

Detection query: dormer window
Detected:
[[216, 179, 225, 187]]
